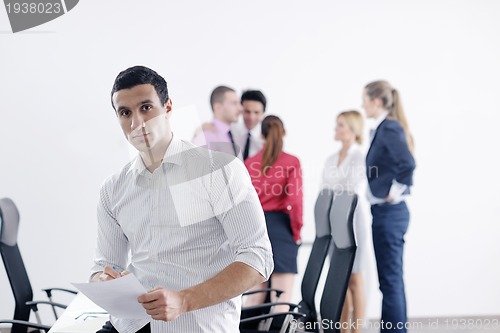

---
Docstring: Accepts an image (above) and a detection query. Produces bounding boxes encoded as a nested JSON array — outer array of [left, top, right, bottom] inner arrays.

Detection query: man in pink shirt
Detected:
[[192, 86, 243, 158]]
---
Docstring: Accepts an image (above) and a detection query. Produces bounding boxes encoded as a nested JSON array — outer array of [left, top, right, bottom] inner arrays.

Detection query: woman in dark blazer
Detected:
[[362, 80, 416, 333]]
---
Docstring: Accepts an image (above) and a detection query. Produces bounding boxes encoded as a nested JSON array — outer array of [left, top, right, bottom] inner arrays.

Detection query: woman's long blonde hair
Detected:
[[365, 80, 414, 153]]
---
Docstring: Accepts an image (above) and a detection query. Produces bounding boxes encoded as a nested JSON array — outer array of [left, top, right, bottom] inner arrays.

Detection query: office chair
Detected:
[[0, 319, 50, 333], [239, 189, 335, 333], [240, 311, 306, 333], [242, 190, 358, 333], [241, 287, 285, 324], [0, 197, 77, 333], [319, 192, 358, 333], [297, 188, 334, 327]]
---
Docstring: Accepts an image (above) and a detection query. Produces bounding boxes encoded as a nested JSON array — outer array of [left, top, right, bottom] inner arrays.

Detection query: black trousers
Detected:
[[96, 321, 150, 333]]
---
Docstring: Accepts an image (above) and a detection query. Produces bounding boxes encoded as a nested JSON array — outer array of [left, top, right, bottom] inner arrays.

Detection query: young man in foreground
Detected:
[[90, 66, 273, 333]]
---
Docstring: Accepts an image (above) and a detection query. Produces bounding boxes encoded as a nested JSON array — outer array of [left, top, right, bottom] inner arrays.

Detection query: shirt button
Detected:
[[287, 205, 292, 211]]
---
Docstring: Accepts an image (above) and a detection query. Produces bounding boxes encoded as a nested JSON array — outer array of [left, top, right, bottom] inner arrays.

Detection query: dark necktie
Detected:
[[227, 130, 237, 156], [243, 132, 251, 160]]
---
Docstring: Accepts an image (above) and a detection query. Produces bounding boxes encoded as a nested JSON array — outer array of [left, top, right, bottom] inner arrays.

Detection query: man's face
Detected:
[[113, 84, 172, 152], [242, 100, 265, 130], [217, 91, 242, 123]]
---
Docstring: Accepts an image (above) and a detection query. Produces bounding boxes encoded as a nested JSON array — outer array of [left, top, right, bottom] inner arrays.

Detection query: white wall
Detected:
[[1, 0, 499, 322]]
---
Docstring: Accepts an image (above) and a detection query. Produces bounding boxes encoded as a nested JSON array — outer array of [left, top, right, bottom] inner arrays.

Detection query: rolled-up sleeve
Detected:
[[90, 177, 129, 279], [210, 157, 274, 280]]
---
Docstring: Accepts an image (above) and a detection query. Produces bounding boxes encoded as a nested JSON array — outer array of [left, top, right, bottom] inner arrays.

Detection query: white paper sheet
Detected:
[[52, 316, 109, 333], [72, 274, 149, 319]]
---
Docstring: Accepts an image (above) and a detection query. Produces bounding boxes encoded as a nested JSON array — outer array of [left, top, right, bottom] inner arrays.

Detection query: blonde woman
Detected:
[[321, 110, 368, 333], [363, 80, 415, 333]]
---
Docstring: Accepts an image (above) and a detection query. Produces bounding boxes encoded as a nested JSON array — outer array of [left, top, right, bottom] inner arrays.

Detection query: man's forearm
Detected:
[[180, 261, 266, 313]]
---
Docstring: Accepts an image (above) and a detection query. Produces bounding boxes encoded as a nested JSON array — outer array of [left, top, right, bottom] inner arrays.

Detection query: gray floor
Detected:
[[362, 316, 500, 333], [1, 316, 499, 333]]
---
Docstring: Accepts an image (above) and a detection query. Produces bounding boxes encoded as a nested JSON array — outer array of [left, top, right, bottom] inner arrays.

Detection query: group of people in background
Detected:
[[191, 80, 415, 333]]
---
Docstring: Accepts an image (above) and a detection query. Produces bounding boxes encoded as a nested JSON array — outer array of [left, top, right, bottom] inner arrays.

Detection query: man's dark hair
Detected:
[[210, 86, 235, 112], [111, 66, 169, 110], [241, 90, 267, 112]]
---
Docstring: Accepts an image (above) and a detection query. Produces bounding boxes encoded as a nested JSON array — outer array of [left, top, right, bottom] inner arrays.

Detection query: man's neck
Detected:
[[214, 116, 231, 126], [140, 133, 173, 173], [245, 124, 257, 133]]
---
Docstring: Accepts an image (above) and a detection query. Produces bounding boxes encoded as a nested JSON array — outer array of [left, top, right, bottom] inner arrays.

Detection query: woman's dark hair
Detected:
[[261, 115, 285, 174]]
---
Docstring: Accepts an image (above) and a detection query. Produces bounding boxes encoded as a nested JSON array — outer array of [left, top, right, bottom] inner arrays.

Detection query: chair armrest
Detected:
[[240, 311, 306, 323], [243, 288, 284, 298], [42, 287, 78, 298], [0, 319, 51, 331], [26, 300, 67, 310], [27, 299, 69, 322], [242, 301, 300, 312]]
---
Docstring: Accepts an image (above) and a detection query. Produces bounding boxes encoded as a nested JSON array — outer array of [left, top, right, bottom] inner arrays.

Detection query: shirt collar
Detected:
[[126, 134, 184, 175], [373, 111, 389, 129], [127, 154, 147, 175], [248, 122, 262, 137], [162, 135, 184, 166]]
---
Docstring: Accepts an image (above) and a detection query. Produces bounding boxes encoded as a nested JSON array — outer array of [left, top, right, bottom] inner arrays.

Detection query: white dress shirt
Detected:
[[231, 121, 264, 159], [321, 144, 366, 195], [91, 136, 273, 333]]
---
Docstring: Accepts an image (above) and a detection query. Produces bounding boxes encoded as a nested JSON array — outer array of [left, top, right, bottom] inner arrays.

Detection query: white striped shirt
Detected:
[[91, 137, 273, 333]]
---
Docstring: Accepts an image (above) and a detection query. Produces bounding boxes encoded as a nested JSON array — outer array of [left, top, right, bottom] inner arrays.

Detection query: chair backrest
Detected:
[[320, 192, 358, 333], [0, 198, 34, 333], [299, 189, 334, 325]]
